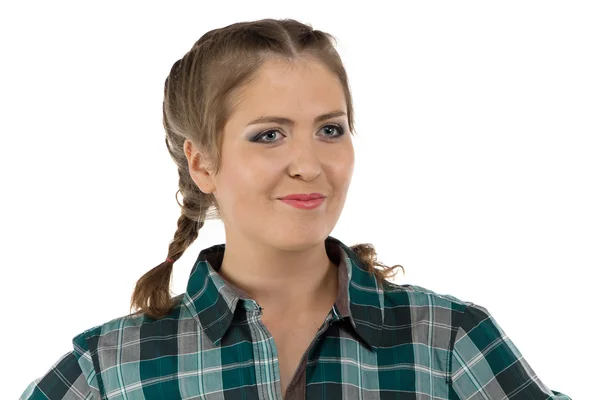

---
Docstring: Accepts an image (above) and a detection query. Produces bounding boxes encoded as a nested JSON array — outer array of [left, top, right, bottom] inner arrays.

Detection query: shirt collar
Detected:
[[183, 235, 384, 350]]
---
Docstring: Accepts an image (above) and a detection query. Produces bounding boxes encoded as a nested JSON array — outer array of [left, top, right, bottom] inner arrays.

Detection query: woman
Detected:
[[21, 18, 570, 399]]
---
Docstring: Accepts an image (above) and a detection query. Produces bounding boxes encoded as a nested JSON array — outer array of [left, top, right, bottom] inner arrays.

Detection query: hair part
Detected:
[[129, 18, 404, 320]]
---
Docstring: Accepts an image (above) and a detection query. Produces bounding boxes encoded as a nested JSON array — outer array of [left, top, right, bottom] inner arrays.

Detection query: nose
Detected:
[[286, 135, 323, 180]]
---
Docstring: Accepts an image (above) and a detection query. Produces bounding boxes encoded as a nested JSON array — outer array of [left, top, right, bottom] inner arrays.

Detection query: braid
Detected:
[[129, 121, 213, 319], [349, 243, 405, 286], [128, 208, 204, 320], [128, 66, 219, 320]]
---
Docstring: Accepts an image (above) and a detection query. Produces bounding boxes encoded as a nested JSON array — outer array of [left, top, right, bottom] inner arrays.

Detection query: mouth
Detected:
[[278, 197, 326, 210], [278, 193, 326, 201]]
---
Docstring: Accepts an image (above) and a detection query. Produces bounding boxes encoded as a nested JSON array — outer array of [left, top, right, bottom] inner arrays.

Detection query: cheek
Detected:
[[330, 147, 354, 185], [221, 155, 277, 205]]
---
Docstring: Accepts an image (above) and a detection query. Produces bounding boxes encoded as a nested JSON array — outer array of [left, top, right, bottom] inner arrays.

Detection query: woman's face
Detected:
[[186, 56, 354, 250]]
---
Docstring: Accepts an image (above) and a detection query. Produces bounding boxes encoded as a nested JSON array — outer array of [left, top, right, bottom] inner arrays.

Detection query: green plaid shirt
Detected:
[[21, 235, 570, 399]]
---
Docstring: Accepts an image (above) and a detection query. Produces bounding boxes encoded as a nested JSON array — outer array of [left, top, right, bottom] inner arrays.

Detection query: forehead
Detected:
[[230, 57, 346, 123]]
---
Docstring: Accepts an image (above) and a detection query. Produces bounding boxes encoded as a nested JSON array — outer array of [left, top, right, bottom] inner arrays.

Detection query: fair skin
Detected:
[[184, 56, 355, 395]]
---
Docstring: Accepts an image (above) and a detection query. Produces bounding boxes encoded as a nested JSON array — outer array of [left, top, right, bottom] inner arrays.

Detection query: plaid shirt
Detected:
[[21, 235, 570, 399]]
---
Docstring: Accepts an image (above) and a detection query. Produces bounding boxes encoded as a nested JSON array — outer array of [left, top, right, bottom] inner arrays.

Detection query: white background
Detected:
[[2, 1, 597, 398]]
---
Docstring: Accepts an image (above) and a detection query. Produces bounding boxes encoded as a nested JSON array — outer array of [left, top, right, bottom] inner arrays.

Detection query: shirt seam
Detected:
[[446, 303, 470, 385]]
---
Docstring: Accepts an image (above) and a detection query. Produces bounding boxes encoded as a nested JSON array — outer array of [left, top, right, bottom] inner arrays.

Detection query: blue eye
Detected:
[[251, 124, 346, 143]]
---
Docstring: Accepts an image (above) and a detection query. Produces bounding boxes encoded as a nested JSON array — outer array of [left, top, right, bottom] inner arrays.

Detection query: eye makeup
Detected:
[[249, 123, 346, 144]]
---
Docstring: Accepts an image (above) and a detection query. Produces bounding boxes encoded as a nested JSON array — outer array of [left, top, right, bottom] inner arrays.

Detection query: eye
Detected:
[[321, 124, 345, 139], [251, 124, 346, 143]]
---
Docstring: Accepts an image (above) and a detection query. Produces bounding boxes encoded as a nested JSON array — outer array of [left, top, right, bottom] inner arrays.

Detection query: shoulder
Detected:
[[380, 280, 503, 343], [375, 282, 492, 372], [71, 293, 189, 353], [381, 280, 478, 312], [379, 281, 492, 337]]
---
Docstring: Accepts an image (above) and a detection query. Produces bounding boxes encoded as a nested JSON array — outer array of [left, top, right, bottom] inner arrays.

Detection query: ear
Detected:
[[184, 139, 216, 195]]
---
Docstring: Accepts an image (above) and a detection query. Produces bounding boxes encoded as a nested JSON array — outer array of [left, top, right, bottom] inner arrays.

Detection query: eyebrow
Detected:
[[246, 110, 347, 126]]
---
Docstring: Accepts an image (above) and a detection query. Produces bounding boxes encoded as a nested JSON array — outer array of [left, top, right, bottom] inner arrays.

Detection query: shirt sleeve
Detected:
[[449, 302, 571, 399], [19, 331, 102, 399]]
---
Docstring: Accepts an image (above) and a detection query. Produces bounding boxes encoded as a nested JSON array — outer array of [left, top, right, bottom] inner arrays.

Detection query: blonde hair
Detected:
[[129, 18, 404, 320]]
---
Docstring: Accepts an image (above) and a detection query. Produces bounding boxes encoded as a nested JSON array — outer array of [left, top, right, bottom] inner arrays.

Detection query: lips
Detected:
[[278, 193, 325, 201], [279, 197, 325, 210]]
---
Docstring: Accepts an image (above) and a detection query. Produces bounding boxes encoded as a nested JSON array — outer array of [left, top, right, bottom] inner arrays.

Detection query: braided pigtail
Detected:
[[350, 242, 405, 286]]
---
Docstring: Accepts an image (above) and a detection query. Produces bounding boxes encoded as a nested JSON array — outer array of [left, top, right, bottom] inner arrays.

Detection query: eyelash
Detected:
[[251, 124, 346, 144]]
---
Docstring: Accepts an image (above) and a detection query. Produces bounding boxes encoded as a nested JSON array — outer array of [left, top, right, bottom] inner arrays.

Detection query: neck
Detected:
[[218, 236, 339, 314]]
